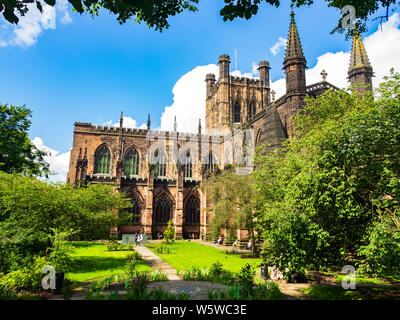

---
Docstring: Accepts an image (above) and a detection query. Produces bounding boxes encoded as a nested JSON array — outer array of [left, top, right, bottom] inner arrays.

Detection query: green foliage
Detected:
[[2, 0, 395, 36], [163, 220, 175, 242], [180, 262, 234, 284], [0, 172, 131, 243], [107, 241, 136, 251], [254, 70, 400, 277], [154, 243, 173, 254], [207, 281, 282, 300], [0, 104, 49, 177], [205, 171, 258, 257], [0, 256, 48, 291], [47, 228, 76, 272]]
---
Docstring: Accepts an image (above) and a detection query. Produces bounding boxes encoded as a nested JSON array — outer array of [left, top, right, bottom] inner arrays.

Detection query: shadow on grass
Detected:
[[303, 284, 400, 300]]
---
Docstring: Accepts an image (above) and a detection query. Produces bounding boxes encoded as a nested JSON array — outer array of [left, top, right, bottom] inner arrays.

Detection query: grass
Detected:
[[147, 241, 262, 273], [68, 241, 150, 282], [323, 271, 395, 285]]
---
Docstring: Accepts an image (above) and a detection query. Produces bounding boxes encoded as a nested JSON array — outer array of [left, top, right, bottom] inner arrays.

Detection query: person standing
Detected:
[[134, 232, 138, 247], [137, 232, 143, 246]]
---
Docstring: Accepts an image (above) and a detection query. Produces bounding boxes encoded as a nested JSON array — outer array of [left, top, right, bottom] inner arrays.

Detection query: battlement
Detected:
[[229, 76, 260, 85]]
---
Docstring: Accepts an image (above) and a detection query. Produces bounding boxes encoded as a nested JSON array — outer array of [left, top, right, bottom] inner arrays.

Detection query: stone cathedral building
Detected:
[[67, 12, 374, 241]]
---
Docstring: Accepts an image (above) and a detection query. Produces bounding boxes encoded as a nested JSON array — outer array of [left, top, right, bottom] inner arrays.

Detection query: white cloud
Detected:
[[230, 62, 259, 78], [102, 116, 147, 129], [271, 13, 400, 99], [159, 64, 219, 133], [32, 137, 70, 182], [0, 0, 72, 47], [270, 37, 287, 56]]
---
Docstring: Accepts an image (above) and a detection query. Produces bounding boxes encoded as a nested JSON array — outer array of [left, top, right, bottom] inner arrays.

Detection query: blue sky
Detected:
[[0, 1, 398, 181]]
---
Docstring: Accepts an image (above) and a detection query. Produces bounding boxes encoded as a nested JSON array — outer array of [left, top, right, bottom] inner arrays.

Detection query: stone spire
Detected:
[[198, 118, 201, 134], [119, 111, 123, 128], [284, 11, 306, 64], [147, 114, 151, 130], [283, 10, 307, 95], [173, 116, 177, 132], [348, 31, 374, 93]]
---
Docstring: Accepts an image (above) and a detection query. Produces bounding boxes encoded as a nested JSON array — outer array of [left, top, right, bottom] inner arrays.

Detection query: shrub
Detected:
[[0, 256, 48, 291], [154, 243, 172, 254], [163, 220, 175, 242]]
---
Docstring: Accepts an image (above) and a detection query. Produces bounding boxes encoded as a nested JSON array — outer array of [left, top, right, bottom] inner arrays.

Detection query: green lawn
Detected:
[[68, 242, 150, 282], [148, 241, 263, 273]]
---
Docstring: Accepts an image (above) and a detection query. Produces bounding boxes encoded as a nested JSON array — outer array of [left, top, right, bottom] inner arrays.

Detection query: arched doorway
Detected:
[[183, 195, 200, 239], [152, 193, 173, 239]]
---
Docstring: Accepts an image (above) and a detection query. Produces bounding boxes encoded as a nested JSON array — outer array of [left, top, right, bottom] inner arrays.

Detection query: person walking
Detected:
[[134, 232, 138, 247], [137, 232, 143, 246]]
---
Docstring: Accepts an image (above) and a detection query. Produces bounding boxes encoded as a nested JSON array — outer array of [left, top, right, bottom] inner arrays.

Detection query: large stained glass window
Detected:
[[184, 151, 192, 178], [95, 145, 111, 174], [154, 150, 167, 177], [125, 148, 140, 175]]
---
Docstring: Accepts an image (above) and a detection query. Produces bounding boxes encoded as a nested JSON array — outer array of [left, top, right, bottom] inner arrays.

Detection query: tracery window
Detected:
[[154, 194, 172, 223], [125, 148, 140, 175], [94, 145, 111, 174], [185, 196, 200, 223]]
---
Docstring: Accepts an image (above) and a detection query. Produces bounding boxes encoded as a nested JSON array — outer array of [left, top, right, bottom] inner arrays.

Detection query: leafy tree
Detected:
[[163, 220, 175, 242], [0, 172, 131, 242], [253, 69, 400, 277], [0, 104, 49, 177], [2, 0, 397, 34], [205, 170, 258, 257]]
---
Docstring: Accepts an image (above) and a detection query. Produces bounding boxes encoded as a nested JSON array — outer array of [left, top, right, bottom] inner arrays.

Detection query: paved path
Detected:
[[134, 245, 180, 280]]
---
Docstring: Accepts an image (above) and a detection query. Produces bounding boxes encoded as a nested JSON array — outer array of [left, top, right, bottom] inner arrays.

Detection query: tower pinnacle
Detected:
[[348, 31, 374, 93], [284, 11, 306, 64]]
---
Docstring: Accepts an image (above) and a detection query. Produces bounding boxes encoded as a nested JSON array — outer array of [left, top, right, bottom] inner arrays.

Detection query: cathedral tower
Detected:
[[280, 11, 307, 137], [348, 31, 374, 94]]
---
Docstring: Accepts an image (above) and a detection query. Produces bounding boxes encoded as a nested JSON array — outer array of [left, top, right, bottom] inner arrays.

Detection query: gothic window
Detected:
[[94, 145, 111, 174], [154, 194, 172, 223], [233, 100, 241, 123], [255, 130, 262, 148], [154, 149, 167, 177], [125, 148, 140, 176], [184, 151, 192, 178], [204, 152, 218, 173], [127, 196, 141, 224], [185, 196, 200, 223], [248, 101, 256, 119]]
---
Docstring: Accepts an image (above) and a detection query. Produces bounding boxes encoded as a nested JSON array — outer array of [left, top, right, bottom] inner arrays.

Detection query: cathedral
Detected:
[[66, 12, 374, 241]]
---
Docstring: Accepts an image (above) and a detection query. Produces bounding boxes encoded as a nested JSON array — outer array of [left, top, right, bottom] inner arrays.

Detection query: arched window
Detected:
[[154, 194, 172, 223], [185, 196, 200, 223], [94, 145, 111, 174], [154, 150, 167, 177], [184, 151, 192, 178], [204, 152, 218, 173], [125, 148, 140, 176], [248, 101, 256, 119], [127, 196, 141, 224], [255, 130, 262, 148], [233, 100, 241, 123]]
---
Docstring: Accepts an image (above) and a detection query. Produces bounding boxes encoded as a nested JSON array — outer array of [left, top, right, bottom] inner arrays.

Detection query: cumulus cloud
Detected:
[[230, 62, 259, 78], [0, 0, 72, 47], [102, 116, 147, 129], [159, 64, 219, 133], [270, 37, 287, 56], [32, 137, 70, 182]]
